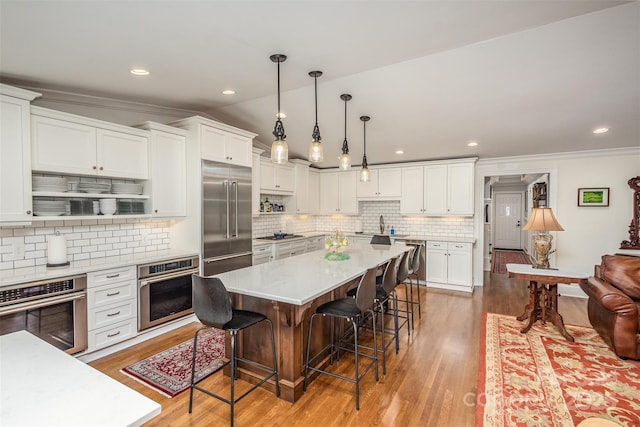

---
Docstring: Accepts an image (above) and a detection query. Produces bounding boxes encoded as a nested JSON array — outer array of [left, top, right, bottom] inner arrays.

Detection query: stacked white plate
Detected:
[[33, 200, 68, 216], [99, 198, 117, 215], [112, 182, 143, 195], [32, 176, 68, 192], [77, 182, 111, 193]]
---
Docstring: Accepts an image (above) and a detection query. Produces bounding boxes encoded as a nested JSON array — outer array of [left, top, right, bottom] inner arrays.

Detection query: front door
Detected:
[[493, 192, 523, 249]]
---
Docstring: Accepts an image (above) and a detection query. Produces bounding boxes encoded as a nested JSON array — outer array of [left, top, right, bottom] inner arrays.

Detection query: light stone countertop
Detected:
[[252, 232, 475, 246], [0, 249, 198, 288], [0, 330, 161, 426], [214, 243, 411, 305]]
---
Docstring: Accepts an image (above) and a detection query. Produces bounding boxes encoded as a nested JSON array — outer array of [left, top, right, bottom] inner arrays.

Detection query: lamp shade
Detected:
[[522, 208, 564, 231]]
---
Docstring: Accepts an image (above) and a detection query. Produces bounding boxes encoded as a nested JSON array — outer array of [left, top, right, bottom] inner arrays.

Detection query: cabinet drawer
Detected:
[[252, 253, 272, 265], [287, 240, 306, 257], [88, 300, 136, 330], [448, 242, 472, 251], [274, 242, 293, 259], [88, 266, 136, 287], [426, 241, 447, 250], [88, 318, 136, 351], [253, 244, 273, 255], [87, 280, 136, 308]]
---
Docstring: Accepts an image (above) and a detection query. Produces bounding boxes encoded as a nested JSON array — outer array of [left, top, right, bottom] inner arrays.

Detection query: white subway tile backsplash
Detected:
[[0, 218, 173, 271]]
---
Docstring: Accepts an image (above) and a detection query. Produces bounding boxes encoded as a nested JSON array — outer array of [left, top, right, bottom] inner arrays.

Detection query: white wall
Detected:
[[475, 147, 640, 293]]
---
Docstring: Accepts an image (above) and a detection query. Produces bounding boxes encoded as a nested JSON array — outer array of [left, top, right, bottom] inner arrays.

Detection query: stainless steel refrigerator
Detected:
[[201, 160, 253, 276]]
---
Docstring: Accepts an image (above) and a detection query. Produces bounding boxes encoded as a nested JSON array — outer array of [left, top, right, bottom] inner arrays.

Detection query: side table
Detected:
[[506, 263, 588, 341]]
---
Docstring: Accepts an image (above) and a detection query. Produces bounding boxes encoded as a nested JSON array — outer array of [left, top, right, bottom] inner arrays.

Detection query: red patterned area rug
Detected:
[[121, 329, 225, 398], [491, 249, 530, 274], [476, 313, 640, 427]]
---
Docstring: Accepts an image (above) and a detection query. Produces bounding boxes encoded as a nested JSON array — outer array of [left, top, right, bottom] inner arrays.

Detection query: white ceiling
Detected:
[[1, 1, 638, 168]]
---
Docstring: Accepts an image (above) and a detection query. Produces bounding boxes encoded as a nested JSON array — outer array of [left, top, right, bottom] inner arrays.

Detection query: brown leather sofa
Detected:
[[579, 254, 640, 360]]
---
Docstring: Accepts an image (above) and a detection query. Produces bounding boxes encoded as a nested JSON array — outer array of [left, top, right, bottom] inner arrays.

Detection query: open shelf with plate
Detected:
[[31, 173, 150, 220]]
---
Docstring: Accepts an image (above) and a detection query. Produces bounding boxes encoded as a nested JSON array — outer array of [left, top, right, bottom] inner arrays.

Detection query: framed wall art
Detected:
[[578, 187, 610, 207]]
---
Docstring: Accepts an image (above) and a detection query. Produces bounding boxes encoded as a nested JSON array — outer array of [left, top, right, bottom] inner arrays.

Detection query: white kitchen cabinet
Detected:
[[260, 159, 294, 194], [169, 116, 256, 168], [356, 167, 402, 199], [200, 125, 252, 167], [252, 243, 273, 265], [306, 236, 324, 251], [308, 170, 320, 214], [0, 85, 40, 223], [274, 241, 293, 259], [251, 148, 264, 216], [136, 122, 187, 217], [426, 241, 473, 292], [320, 171, 357, 214], [400, 160, 475, 216], [31, 107, 149, 179], [87, 266, 138, 351], [288, 160, 311, 214]]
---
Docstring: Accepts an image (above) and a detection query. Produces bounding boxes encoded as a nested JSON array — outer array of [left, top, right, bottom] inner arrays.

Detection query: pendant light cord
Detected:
[[311, 73, 321, 142], [342, 98, 348, 152], [272, 57, 286, 141]]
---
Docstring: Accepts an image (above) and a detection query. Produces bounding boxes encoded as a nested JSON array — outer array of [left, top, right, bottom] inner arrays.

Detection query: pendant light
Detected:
[[360, 115, 370, 182], [338, 94, 352, 170], [308, 71, 324, 162], [270, 54, 288, 164]]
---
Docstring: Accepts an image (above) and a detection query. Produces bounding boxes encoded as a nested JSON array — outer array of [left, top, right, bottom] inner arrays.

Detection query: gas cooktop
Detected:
[[256, 234, 305, 241]]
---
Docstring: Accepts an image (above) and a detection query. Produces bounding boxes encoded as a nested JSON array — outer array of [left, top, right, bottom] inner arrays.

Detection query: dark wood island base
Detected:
[[229, 278, 359, 402]]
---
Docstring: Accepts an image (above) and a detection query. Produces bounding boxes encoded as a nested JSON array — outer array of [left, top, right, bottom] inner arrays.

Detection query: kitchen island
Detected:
[[213, 243, 410, 402]]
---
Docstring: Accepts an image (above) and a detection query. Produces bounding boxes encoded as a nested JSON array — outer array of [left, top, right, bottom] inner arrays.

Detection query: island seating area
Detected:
[[213, 243, 412, 402]]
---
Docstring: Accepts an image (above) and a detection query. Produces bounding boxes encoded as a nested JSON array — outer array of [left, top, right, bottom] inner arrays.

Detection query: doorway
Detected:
[[493, 192, 523, 250]]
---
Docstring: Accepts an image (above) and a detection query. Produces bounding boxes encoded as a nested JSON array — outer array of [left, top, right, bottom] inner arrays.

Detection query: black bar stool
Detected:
[[188, 275, 280, 427], [303, 266, 379, 410], [407, 244, 424, 323], [396, 247, 416, 330]]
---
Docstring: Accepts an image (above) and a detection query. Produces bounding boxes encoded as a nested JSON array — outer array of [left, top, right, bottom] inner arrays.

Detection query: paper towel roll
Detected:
[[47, 233, 67, 265], [355, 218, 364, 233]]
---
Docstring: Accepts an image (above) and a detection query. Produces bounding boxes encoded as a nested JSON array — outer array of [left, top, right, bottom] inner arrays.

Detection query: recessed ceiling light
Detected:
[[129, 68, 150, 76], [222, 90, 236, 95], [395, 150, 404, 155], [467, 141, 478, 147], [593, 127, 609, 134]]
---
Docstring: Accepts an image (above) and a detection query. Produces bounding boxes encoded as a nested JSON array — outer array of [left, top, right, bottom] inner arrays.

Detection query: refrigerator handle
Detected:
[[232, 180, 239, 238], [224, 179, 230, 239]]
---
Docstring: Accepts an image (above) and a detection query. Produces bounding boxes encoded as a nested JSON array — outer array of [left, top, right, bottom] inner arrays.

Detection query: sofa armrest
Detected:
[[581, 277, 637, 316]]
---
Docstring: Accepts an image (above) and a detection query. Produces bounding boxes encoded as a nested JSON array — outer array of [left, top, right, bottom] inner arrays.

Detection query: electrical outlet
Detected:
[[12, 242, 25, 260]]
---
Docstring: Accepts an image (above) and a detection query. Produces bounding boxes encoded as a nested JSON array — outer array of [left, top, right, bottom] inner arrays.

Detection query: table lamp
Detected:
[[522, 207, 564, 269]]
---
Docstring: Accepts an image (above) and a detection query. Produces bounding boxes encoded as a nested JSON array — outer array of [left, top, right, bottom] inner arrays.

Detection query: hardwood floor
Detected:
[[90, 272, 590, 426]]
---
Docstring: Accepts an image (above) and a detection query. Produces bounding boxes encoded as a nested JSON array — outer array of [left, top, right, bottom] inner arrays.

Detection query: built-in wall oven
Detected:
[[0, 275, 88, 354], [138, 256, 199, 331]]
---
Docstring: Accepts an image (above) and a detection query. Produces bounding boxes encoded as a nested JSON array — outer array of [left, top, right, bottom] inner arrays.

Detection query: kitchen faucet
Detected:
[[379, 215, 385, 234]]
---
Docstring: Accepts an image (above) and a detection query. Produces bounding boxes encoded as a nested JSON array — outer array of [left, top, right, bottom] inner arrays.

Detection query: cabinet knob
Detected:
[[154, 209, 158, 213], [93, 165, 97, 170], [26, 210, 31, 215], [99, 166, 104, 171]]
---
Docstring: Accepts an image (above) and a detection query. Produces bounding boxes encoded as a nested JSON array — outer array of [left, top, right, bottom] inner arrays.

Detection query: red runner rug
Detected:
[[120, 329, 225, 397], [491, 249, 530, 274], [476, 313, 640, 426]]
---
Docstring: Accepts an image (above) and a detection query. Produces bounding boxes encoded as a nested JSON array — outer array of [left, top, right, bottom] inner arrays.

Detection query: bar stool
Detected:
[[407, 244, 424, 322], [303, 267, 379, 410], [189, 275, 280, 427], [396, 247, 416, 330], [374, 255, 403, 373]]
